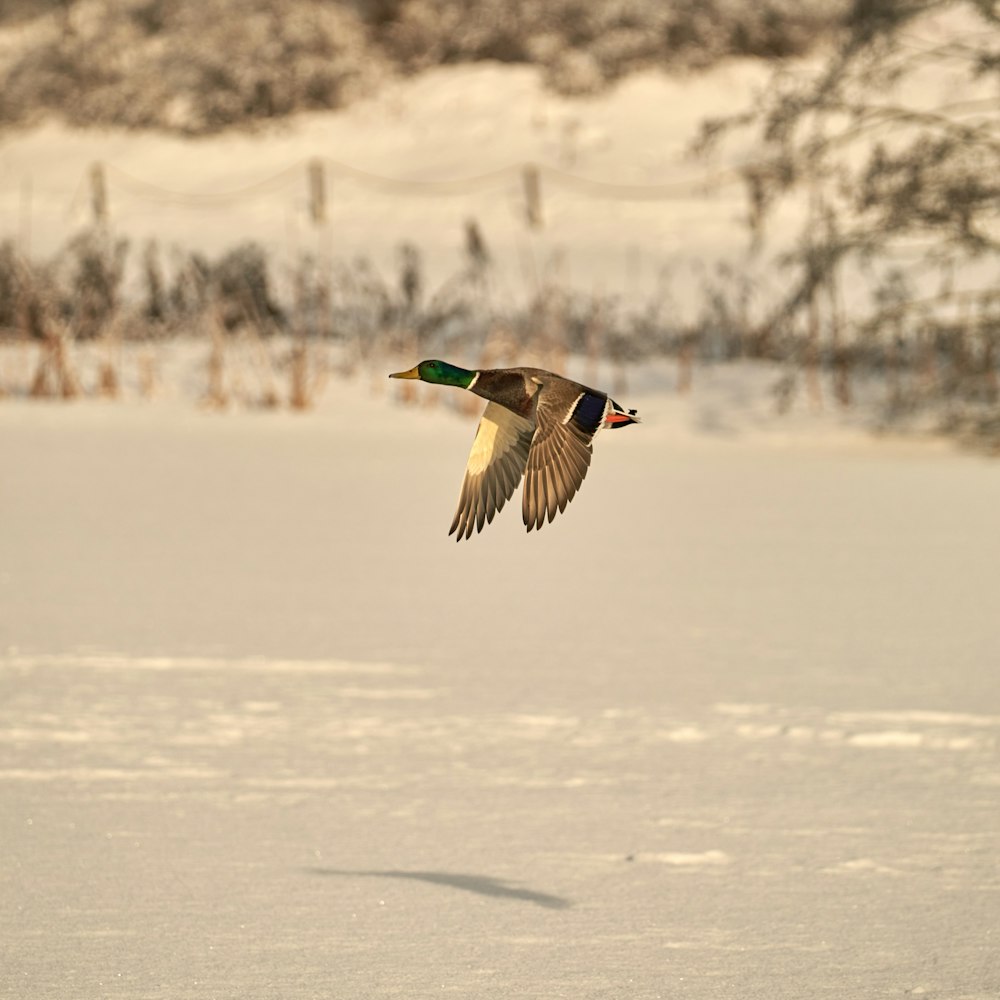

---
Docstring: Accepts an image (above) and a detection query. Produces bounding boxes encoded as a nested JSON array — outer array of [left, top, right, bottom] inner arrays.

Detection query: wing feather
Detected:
[[449, 402, 534, 541], [522, 384, 599, 531]]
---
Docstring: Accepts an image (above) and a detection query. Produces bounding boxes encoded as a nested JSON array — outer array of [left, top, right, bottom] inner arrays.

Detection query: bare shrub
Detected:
[[211, 242, 284, 333], [56, 229, 128, 340], [696, 0, 1000, 439], [0, 0, 385, 133], [1, 0, 845, 132], [372, 0, 846, 96]]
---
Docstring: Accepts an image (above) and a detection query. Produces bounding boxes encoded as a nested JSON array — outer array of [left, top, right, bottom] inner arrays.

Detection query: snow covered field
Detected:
[[2, 366, 999, 999]]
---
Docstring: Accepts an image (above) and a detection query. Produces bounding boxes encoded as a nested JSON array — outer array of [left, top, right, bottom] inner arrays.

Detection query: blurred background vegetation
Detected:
[[0, 0, 998, 445], [0, 0, 844, 132]]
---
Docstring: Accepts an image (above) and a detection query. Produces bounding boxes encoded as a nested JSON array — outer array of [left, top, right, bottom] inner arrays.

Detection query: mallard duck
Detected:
[[389, 360, 640, 540]]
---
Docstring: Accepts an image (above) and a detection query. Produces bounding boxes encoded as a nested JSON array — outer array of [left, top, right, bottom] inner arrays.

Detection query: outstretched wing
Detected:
[[450, 402, 534, 541], [522, 386, 604, 531]]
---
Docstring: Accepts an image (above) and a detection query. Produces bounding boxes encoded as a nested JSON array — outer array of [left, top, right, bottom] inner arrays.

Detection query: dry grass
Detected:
[[0, 226, 997, 446]]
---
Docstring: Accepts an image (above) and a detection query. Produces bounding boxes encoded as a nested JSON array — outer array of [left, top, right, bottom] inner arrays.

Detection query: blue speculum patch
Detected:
[[571, 392, 607, 435]]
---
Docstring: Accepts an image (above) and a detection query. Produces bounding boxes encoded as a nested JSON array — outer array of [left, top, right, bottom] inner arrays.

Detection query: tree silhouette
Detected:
[[698, 0, 1000, 436]]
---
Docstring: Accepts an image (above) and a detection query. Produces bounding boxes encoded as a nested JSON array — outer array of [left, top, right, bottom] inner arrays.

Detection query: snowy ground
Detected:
[[2, 361, 999, 998]]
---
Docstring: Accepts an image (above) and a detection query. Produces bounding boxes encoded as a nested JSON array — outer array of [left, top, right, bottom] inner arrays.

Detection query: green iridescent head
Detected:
[[389, 360, 476, 389]]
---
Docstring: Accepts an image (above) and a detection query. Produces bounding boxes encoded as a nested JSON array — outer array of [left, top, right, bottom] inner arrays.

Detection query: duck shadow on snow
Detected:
[[305, 868, 571, 910]]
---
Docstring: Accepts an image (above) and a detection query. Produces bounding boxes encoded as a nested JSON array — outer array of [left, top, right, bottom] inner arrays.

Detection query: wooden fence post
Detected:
[[308, 158, 326, 225], [523, 164, 543, 229], [89, 162, 108, 227]]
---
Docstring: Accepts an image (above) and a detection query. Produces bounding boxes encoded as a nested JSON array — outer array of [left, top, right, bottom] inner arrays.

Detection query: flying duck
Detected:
[[389, 360, 640, 540]]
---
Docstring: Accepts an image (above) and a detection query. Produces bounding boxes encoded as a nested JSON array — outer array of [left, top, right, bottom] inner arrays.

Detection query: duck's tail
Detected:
[[604, 398, 641, 429]]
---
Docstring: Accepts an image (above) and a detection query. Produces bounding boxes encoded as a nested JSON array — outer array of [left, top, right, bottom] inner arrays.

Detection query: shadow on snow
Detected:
[[305, 868, 571, 909]]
